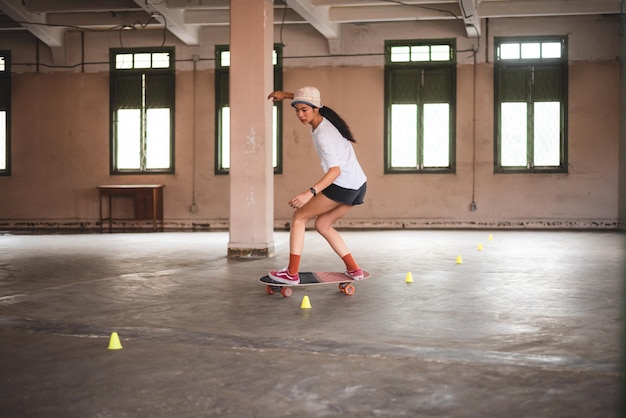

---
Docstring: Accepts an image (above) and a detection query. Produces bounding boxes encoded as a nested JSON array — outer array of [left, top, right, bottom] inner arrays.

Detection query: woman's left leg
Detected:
[[314, 203, 353, 258], [315, 204, 363, 277]]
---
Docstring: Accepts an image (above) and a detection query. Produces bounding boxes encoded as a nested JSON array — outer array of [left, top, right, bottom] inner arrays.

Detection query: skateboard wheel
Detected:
[[281, 287, 292, 298], [338, 283, 346, 293], [265, 285, 275, 295], [344, 284, 355, 296]]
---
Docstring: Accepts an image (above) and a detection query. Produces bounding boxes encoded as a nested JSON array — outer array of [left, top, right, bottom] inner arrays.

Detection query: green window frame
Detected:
[[215, 44, 283, 174], [0, 51, 10, 176], [384, 40, 456, 173], [109, 47, 175, 174], [494, 36, 568, 173]]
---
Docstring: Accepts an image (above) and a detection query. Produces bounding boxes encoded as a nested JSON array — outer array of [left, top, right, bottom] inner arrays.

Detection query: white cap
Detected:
[[291, 86, 323, 108]]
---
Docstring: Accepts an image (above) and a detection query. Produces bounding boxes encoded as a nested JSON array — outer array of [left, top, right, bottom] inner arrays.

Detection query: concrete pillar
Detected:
[[227, 0, 275, 258]]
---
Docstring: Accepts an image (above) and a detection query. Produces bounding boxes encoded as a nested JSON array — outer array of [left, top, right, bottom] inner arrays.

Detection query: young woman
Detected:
[[267, 86, 367, 284]]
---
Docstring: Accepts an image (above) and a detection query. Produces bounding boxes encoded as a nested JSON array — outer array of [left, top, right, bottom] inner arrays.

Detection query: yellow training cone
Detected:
[[107, 332, 123, 350], [488, 233, 494, 241], [478, 243, 484, 251], [300, 295, 312, 309], [455, 255, 463, 264], [405, 272, 414, 283]]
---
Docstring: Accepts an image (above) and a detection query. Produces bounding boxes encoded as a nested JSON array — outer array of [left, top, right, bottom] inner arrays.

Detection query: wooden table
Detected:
[[98, 185, 164, 232]]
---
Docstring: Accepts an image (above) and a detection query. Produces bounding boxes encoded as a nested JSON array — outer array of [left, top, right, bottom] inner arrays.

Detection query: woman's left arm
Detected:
[[311, 166, 340, 196]]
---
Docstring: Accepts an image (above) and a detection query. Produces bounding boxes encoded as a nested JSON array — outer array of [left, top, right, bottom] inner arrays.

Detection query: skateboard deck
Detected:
[[259, 271, 371, 297]]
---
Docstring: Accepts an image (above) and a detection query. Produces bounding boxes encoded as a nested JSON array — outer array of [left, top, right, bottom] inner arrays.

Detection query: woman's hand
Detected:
[[289, 190, 314, 209], [268, 91, 293, 102]]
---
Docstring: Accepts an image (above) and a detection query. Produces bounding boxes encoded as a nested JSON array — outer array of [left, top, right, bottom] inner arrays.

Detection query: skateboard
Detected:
[[259, 271, 371, 297]]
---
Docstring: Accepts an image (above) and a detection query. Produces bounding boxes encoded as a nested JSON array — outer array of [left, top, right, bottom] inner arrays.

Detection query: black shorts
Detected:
[[322, 182, 367, 206]]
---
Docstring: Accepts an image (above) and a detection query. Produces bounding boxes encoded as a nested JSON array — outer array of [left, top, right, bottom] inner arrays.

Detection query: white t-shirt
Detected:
[[311, 118, 367, 190]]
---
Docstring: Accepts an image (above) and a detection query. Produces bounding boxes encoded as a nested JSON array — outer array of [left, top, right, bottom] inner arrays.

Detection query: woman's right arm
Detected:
[[267, 91, 294, 102]]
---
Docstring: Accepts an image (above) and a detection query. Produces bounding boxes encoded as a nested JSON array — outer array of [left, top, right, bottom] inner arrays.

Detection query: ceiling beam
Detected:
[[328, 4, 461, 23], [314, 0, 457, 5], [26, 0, 139, 13], [167, 0, 229, 8], [459, 0, 480, 37], [131, 0, 200, 46], [479, 0, 622, 18], [185, 8, 306, 26], [0, 0, 65, 47], [288, 0, 340, 39], [46, 11, 154, 29]]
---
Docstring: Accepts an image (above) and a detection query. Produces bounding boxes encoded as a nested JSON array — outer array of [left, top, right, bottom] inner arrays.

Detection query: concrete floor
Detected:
[[0, 230, 623, 417]]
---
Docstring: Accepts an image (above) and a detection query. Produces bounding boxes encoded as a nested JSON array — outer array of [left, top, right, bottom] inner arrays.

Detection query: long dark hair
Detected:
[[319, 106, 356, 143]]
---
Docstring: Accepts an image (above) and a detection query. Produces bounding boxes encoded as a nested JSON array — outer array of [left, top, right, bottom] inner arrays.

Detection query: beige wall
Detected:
[[0, 15, 621, 231]]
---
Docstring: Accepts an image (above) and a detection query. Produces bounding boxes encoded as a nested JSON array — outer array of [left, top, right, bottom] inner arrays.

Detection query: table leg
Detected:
[[108, 194, 112, 233], [152, 189, 157, 231], [99, 192, 103, 233]]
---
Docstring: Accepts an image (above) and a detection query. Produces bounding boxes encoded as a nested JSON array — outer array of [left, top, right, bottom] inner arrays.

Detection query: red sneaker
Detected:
[[269, 267, 300, 285], [344, 268, 364, 281]]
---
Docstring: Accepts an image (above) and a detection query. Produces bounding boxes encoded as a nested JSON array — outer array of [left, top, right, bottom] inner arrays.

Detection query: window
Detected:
[[215, 45, 283, 174], [0, 51, 9, 176], [384, 40, 456, 173], [494, 36, 567, 173], [109, 48, 175, 174]]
